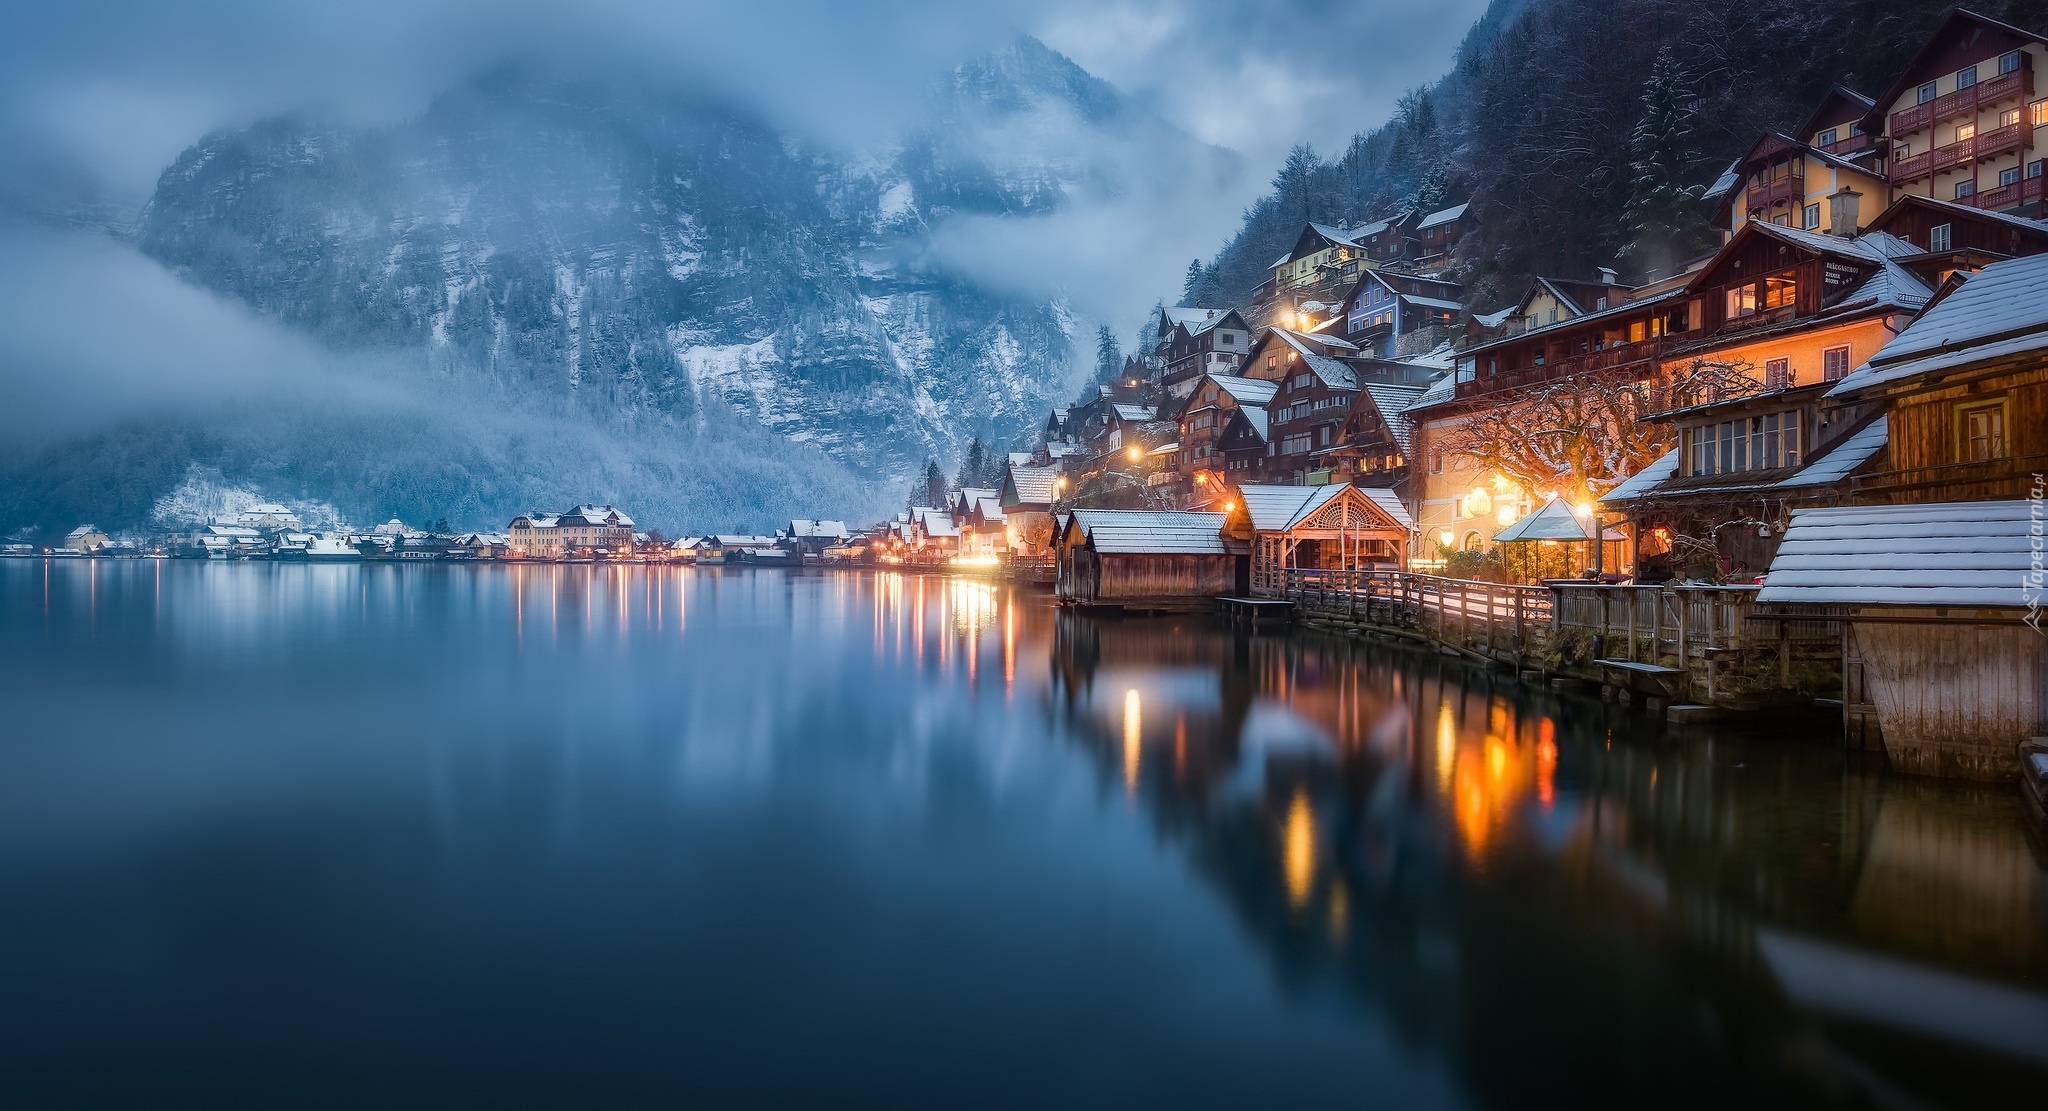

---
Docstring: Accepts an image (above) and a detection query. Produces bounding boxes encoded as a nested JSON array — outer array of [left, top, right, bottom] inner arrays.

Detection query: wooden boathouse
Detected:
[[1227, 484, 1414, 593], [1760, 501, 2045, 781], [1055, 510, 1241, 608]]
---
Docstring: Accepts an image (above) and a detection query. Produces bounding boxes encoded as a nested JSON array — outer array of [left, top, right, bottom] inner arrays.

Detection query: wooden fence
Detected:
[[1276, 569, 1553, 661]]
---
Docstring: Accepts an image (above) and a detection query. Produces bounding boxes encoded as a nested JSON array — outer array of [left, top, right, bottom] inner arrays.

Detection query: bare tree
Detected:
[[1441, 358, 1762, 500]]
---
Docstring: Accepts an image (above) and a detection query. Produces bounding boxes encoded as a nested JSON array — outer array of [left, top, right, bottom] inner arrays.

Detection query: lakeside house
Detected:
[[1055, 510, 1239, 606], [508, 506, 634, 559]]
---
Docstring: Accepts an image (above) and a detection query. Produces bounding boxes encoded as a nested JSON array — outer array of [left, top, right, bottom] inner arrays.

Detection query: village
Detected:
[[12, 10, 2047, 794]]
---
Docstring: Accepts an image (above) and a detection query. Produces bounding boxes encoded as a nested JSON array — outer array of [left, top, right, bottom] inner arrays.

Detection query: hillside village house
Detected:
[[507, 505, 634, 558], [1153, 306, 1253, 399], [1414, 202, 1469, 262], [1708, 89, 1889, 237], [1340, 269, 1465, 356], [1173, 372, 1277, 491], [1861, 9, 2047, 218]]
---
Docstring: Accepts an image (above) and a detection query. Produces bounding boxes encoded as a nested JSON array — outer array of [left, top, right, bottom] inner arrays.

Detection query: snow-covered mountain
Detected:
[[2, 39, 1216, 534]]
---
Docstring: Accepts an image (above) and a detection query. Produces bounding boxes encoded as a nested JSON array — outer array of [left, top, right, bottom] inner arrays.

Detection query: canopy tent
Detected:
[[1490, 497, 1627, 582]]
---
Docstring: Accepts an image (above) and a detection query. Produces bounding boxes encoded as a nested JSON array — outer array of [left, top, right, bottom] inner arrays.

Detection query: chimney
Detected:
[[1828, 187, 1862, 236], [1596, 266, 1619, 286]]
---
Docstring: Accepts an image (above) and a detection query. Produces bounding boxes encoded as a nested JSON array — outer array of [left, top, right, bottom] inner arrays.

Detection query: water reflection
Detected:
[[1045, 609, 2048, 1108], [2, 561, 2044, 1108]]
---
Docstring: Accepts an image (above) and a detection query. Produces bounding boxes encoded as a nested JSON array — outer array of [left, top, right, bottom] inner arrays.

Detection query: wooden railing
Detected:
[[1889, 67, 2033, 137], [1851, 451, 2048, 500], [1891, 122, 2032, 185], [1457, 337, 1664, 399], [1964, 173, 2045, 213], [1745, 173, 1805, 212], [1549, 584, 1788, 660], [1272, 569, 1554, 658]]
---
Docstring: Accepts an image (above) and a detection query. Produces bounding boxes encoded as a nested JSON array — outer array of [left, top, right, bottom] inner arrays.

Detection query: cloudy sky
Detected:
[[0, 0, 1486, 435]]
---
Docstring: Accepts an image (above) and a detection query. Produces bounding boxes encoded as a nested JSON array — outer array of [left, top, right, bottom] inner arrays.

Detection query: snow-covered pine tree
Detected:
[[1094, 325, 1123, 385], [1620, 47, 1714, 273], [956, 438, 988, 493]]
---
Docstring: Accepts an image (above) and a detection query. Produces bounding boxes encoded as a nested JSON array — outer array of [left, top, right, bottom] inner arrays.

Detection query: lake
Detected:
[[2, 560, 2043, 1108]]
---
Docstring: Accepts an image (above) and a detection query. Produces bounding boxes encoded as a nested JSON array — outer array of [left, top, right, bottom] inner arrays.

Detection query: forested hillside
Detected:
[[1181, 0, 2048, 314]]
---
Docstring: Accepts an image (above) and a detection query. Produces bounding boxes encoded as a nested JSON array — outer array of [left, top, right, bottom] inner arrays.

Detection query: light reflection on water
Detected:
[[1, 560, 2044, 1109]]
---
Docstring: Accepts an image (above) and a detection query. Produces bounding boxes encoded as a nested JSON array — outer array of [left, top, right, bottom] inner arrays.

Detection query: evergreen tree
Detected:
[[955, 437, 988, 492], [1094, 325, 1123, 384], [1620, 47, 1713, 271], [922, 459, 948, 508]]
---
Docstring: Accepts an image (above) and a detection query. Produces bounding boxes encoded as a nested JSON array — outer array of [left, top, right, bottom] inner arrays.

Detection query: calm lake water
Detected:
[[2, 560, 2044, 1109]]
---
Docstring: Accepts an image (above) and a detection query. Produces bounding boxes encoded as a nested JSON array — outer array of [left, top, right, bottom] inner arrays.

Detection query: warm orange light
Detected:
[[1122, 688, 1142, 793], [1283, 789, 1315, 908], [1128, 447, 1142, 462]]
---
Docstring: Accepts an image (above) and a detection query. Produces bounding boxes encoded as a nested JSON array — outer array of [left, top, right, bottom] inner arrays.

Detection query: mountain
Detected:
[[6, 39, 1210, 537], [1186, 0, 2046, 313]]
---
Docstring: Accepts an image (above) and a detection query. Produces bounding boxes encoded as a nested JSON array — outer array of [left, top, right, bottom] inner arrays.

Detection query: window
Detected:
[[2001, 108, 2022, 129], [1762, 276, 1797, 309], [1956, 121, 1977, 142], [1218, 332, 1234, 345], [1726, 284, 1758, 319], [2001, 50, 2022, 74], [1803, 203, 1821, 229], [1817, 128, 1838, 147], [2035, 100, 2048, 128], [1894, 142, 1912, 161], [1918, 81, 1938, 104], [2030, 160, 2045, 179], [1429, 450, 1444, 475], [1690, 427, 1714, 476], [1267, 356, 1277, 370], [2002, 166, 2022, 187], [1929, 223, 1952, 251], [1771, 212, 1792, 227], [1823, 345, 1851, 382], [1957, 400, 2008, 462], [1955, 179, 1976, 199], [1957, 65, 1977, 90], [1765, 358, 1791, 389]]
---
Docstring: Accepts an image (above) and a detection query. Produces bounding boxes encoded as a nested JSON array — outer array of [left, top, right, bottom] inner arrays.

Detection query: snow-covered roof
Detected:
[[1237, 405, 1270, 441], [1308, 222, 1361, 247], [1828, 252, 2048, 398], [1206, 373, 1278, 407], [712, 535, 779, 547], [1417, 203, 1469, 230], [1493, 498, 1602, 543], [64, 524, 101, 538], [1302, 354, 1357, 390], [563, 504, 633, 527], [920, 515, 960, 539], [974, 497, 1004, 522], [1599, 448, 1681, 505], [1231, 484, 1412, 533], [1774, 416, 1887, 489], [1472, 306, 1516, 328], [1112, 404, 1157, 423], [1702, 160, 1741, 202], [1401, 372, 1458, 415], [1068, 510, 1229, 555], [789, 519, 851, 538], [1005, 465, 1062, 505], [1400, 294, 1465, 313], [1359, 383, 1426, 453], [1758, 501, 2037, 607]]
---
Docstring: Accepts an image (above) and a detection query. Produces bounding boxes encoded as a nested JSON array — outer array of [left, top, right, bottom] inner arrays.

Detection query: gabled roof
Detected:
[[1493, 498, 1603, 542], [1231, 483, 1412, 532], [1268, 327, 1361, 358], [1828, 251, 2048, 397], [1111, 404, 1158, 423], [1759, 500, 2037, 607], [1795, 85, 1875, 140], [1356, 383, 1427, 453], [1003, 465, 1062, 506], [1400, 372, 1458, 415], [1301, 354, 1358, 391], [789, 519, 851, 538], [1067, 510, 1229, 555], [1856, 10, 2048, 136], [1866, 192, 2048, 242], [1417, 202, 1469, 230], [1204, 373, 1279, 407]]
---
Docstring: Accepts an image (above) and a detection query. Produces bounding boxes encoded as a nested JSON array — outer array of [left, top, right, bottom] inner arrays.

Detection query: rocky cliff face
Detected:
[[136, 53, 1090, 483]]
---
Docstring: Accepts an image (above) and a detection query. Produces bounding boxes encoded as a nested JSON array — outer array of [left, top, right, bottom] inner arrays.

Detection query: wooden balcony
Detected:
[[1888, 66, 2033, 136], [1456, 337, 1663, 399], [1745, 173, 1805, 212], [1890, 122, 2033, 185], [1967, 172, 2046, 212], [1817, 132, 1874, 157]]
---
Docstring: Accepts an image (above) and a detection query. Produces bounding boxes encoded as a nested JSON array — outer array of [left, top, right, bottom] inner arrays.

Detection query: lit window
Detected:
[[1823, 345, 1851, 381], [1726, 284, 1758, 319], [1958, 400, 2007, 462], [2034, 100, 2048, 128], [1929, 223, 1952, 251], [2002, 108, 2023, 129], [1956, 121, 1977, 143], [1762, 276, 1797, 309]]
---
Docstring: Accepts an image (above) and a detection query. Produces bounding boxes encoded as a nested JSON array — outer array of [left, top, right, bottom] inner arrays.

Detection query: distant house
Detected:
[[1414, 202, 1470, 261], [508, 505, 634, 559], [1153, 306, 1254, 398], [63, 525, 109, 553], [1340, 270, 1465, 356], [232, 503, 302, 531], [1174, 372, 1278, 490], [700, 535, 780, 565], [785, 520, 851, 557], [1000, 464, 1065, 555]]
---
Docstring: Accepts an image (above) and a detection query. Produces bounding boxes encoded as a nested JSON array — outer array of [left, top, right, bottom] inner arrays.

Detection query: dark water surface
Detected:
[[2, 560, 2044, 1109]]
